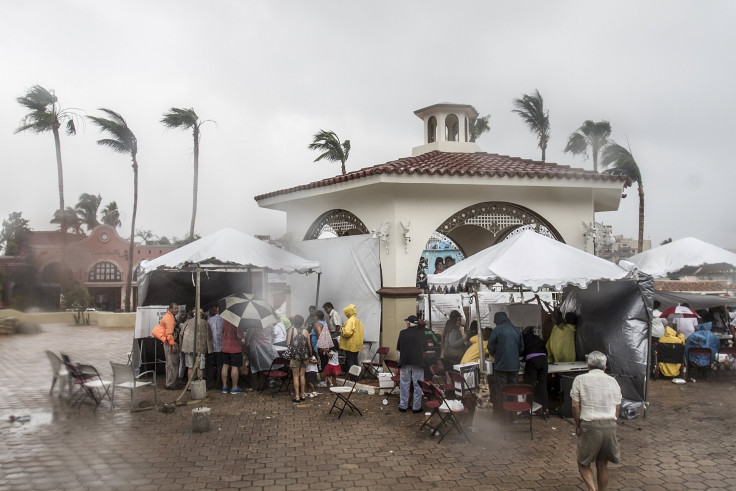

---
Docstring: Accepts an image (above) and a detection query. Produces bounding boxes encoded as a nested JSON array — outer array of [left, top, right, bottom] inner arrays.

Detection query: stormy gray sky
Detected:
[[1, 1, 734, 249]]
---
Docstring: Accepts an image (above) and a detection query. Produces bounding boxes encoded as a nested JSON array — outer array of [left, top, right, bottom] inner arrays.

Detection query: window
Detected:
[[88, 262, 122, 282], [445, 114, 459, 141], [428, 116, 437, 143]]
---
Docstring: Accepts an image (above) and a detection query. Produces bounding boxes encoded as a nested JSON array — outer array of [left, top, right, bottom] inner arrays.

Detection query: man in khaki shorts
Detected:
[[571, 351, 622, 491]]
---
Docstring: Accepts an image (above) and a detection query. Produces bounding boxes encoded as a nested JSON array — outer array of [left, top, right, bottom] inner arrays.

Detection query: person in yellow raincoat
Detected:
[[658, 325, 685, 377], [460, 321, 489, 364], [339, 304, 364, 379], [547, 312, 577, 363]]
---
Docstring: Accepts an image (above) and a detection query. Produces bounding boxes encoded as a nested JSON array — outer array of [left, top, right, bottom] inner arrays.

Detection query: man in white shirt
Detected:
[[322, 302, 342, 336], [571, 351, 622, 491], [206, 305, 224, 390]]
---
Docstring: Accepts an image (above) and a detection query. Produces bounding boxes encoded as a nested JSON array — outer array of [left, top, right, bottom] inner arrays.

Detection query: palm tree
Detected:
[[468, 114, 491, 142], [51, 207, 83, 235], [601, 142, 644, 253], [100, 201, 122, 228], [75, 193, 102, 231], [88, 109, 138, 312], [564, 120, 612, 172], [308, 130, 350, 175], [161, 107, 213, 240], [512, 90, 551, 162], [14, 85, 78, 231]]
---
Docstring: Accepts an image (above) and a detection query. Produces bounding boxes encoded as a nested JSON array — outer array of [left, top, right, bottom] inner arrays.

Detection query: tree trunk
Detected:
[[189, 126, 199, 240], [52, 126, 65, 228], [541, 144, 546, 163], [637, 180, 645, 254], [124, 157, 139, 313], [341, 159, 346, 175]]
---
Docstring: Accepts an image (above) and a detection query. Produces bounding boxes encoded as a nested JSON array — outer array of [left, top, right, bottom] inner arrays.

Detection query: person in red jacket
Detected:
[[152, 303, 181, 390]]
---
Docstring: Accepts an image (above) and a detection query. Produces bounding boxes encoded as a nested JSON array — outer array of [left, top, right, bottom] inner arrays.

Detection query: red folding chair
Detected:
[[362, 347, 390, 379], [430, 362, 454, 396], [501, 384, 534, 440], [429, 382, 470, 443], [384, 359, 400, 396], [261, 357, 291, 396], [416, 380, 443, 432]]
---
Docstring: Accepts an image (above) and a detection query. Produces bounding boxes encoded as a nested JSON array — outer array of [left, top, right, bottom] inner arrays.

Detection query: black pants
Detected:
[[523, 355, 549, 411], [345, 350, 359, 379], [205, 352, 223, 389]]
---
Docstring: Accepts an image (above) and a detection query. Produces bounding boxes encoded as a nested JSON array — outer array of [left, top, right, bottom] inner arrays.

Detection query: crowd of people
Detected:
[[150, 300, 365, 401]]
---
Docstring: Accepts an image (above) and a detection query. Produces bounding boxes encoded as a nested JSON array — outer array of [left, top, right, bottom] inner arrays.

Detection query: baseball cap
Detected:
[[404, 315, 419, 323]]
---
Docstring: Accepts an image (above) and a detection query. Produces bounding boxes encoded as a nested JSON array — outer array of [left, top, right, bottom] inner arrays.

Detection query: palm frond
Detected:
[[96, 139, 131, 154], [564, 132, 587, 156], [161, 107, 199, 129], [601, 143, 641, 182], [65, 119, 76, 136]]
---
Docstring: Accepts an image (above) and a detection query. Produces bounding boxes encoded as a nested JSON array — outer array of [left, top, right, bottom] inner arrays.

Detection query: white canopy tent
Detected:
[[427, 230, 652, 408], [427, 229, 630, 291], [624, 237, 736, 278], [138, 227, 321, 310]]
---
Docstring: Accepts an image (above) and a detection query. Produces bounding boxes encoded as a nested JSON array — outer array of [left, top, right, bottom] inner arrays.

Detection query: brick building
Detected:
[[0, 224, 175, 311]]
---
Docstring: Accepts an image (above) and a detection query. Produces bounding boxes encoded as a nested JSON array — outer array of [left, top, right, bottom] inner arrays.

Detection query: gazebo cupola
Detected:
[[412, 102, 482, 156]]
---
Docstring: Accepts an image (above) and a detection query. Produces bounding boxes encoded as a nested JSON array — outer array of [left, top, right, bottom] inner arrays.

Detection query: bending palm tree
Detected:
[[100, 201, 122, 228], [468, 114, 491, 142], [309, 130, 350, 175], [161, 107, 213, 240], [564, 120, 611, 172], [88, 109, 139, 312], [14, 85, 78, 231], [75, 193, 102, 231], [512, 90, 550, 162], [602, 143, 644, 253], [51, 207, 83, 235]]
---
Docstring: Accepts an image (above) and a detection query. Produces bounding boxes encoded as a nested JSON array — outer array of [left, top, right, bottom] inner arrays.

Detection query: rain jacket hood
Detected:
[[339, 304, 364, 352]]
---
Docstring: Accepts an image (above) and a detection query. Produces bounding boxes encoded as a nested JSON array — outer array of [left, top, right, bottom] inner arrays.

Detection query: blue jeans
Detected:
[[400, 364, 424, 410]]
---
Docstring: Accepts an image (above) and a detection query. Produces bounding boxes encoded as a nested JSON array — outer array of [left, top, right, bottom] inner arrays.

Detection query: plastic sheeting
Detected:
[[289, 235, 382, 342], [561, 273, 654, 402]]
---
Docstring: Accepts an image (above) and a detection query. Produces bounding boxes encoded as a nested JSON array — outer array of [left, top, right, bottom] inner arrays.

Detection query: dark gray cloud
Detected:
[[1, 1, 733, 248]]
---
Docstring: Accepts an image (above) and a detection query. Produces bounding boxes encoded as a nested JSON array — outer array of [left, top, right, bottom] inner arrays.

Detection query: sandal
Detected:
[[300, 396, 306, 401]]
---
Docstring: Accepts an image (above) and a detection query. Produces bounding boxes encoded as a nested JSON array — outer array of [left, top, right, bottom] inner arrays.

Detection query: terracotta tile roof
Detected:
[[254, 151, 630, 201], [655, 280, 728, 292]]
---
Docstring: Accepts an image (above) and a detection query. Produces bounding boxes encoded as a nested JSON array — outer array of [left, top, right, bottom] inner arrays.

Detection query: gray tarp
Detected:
[[561, 273, 654, 402]]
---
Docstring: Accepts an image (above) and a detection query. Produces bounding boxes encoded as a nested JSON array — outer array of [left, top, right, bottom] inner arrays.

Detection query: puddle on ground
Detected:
[[2, 409, 58, 433]]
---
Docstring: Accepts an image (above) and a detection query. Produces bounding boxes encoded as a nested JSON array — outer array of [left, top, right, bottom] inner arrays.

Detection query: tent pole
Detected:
[[193, 266, 201, 365], [474, 282, 486, 374], [427, 290, 432, 330], [315, 272, 321, 308]]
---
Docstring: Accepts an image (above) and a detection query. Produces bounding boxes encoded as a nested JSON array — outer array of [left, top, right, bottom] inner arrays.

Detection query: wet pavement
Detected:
[[1, 323, 736, 490]]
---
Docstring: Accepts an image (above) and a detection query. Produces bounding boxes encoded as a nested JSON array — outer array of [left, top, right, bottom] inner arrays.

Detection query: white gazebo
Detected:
[[255, 103, 629, 349]]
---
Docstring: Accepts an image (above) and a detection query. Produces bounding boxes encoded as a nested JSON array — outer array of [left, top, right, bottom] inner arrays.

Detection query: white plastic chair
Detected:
[[45, 350, 69, 398], [110, 362, 157, 411]]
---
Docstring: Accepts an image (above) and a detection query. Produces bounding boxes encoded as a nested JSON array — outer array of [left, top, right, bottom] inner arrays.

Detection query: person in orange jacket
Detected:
[[152, 303, 181, 389]]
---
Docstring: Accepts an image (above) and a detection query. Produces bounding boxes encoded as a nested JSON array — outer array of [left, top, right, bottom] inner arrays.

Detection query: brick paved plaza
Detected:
[[1, 323, 736, 490]]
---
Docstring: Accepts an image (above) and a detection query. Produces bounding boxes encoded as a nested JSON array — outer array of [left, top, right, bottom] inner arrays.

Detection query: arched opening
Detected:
[[87, 261, 123, 311], [445, 114, 459, 142], [40, 262, 72, 285], [88, 261, 122, 282], [427, 116, 437, 143], [303, 209, 370, 240], [416, 202, 563, 288]]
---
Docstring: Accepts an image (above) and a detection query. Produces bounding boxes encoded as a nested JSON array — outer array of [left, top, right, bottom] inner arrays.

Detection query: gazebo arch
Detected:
[[303, 209, 370, 240], [436, 201, 564, 257]]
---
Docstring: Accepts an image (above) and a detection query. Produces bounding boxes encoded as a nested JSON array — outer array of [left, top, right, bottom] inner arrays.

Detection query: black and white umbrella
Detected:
[[218, 293, 279, 331]]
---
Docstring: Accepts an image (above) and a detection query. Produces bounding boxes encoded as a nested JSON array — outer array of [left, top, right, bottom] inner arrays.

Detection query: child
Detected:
[[305, 355, 319, 394], [323, 348, 341, 388]]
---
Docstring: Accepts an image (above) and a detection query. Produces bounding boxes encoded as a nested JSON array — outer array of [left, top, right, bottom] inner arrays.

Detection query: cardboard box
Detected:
[[453, 362, 479, 394], [378, 373, 394, 388]]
